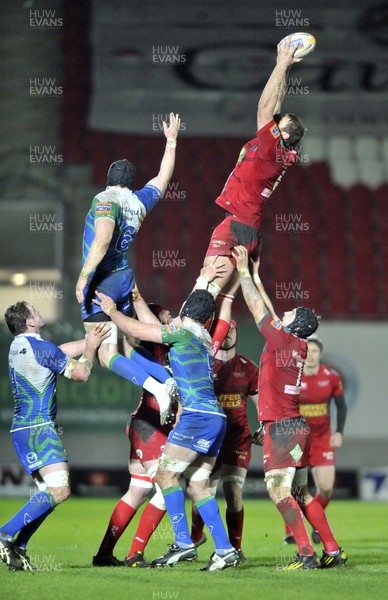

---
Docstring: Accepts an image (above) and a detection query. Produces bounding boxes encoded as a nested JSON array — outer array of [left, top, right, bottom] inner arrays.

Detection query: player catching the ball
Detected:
[[196, 36, 306, 355]]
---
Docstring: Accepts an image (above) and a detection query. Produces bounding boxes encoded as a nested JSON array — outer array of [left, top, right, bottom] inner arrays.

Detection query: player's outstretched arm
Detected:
[[148, 112, 180, 194], [76, 218, 115, 303], [93, 292, 163, 343], [131, 284, 160, 325], [257, 35, 301, 129], [63, 323, 112, 381], [250, 256, 279, 321], [232, 246, 267, 323]]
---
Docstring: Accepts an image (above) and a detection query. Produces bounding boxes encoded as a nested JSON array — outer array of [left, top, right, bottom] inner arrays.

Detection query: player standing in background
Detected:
[[284, 336, 347, 544], [190, 320, 259, 560], [0, 302, 109, 572], [194, 37, 304, 355], [92, 301, 173, 568], [75, 114, 181, 424], [94, 283, 241, 572], [234, 245, 347, 570]]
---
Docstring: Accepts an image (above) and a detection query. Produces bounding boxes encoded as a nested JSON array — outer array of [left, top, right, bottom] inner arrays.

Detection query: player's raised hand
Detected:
[[232, 245, 250, 273], [163, 112, 181, 141], [277, 35, 302, 65], [85, 322, 112, 349], [93, 291, 117, 317]]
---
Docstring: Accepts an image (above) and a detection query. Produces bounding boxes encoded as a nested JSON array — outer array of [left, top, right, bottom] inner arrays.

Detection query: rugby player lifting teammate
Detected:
[[190, 320, 259, 560], [284, 336, 347, 544], [94, 272, 241, 572], [0, 302, 109, 572], [234, 246, 348, 570], [75, 113, 181, 424], [196, 36, 305, 355]]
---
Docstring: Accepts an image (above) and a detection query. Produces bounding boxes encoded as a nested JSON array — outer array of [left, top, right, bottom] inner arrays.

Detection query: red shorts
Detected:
[[206, 216, 262, 266], [308, 429, 335, 467], [127, 416, 169, 463], [262, 417, 311, 473], [215, 432, 252, 470]]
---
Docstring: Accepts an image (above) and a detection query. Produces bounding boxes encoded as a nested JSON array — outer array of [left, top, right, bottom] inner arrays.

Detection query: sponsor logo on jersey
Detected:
[[261, 187, 273, 198], [289, 443, 303, 462], [318, 380, 330, 387], [218, 393, 242, 408], [232, 371, 245, 378], [165, 322, 180, 334], [270, 123, 281, 138], [270, 319, 282, 329], [284, 384, 301, 395], [323, 451, 334, 461], [300, 403, 328, 417], [95, 202, 112, 214], [211, 239, 226, 248], [19, 348, 27, 354]]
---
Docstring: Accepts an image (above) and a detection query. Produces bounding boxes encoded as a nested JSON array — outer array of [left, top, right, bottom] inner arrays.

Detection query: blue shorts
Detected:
[[12, 424, 68, 475], [81, 267, 135, 321], [167, 410, 227, 456]]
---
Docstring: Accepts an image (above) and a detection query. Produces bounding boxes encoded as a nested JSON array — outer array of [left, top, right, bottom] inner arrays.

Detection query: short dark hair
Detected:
[[308, 336, 323, 353], [4, 301, 32, 335], [281, 113, 306, 145]]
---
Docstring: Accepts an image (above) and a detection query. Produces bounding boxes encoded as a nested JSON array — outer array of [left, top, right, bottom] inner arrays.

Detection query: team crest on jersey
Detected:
[[165, 322, 180, 334], [270, 123, 280, 138], [237, 146, 247, 164], [95, 202, 112, 214], [270, 319, 282, 329]]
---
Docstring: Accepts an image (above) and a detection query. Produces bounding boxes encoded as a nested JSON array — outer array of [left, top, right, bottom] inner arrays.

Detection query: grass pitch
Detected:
[[0, 498, 387, 600]]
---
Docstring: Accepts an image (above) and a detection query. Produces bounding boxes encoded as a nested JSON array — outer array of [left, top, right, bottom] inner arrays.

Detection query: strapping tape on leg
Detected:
[[43, 469, 69, 488], [150, 484, 166, 510], [264, 467, 295, 491], [207, 281, 222, 297], [130, 473, 153, 490], [223, 474, 245, 489], [185, 466, 211, 482], [158, 452, 191, 474]]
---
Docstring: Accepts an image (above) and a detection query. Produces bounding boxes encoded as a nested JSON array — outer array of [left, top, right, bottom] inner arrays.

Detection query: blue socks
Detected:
[[0, 491, 56, 539], [109, 354, 150, 387], [163, 486, 193, 548], [130, 346, 169, 383], [195, 496, 233, 554], [14, 509, 54, 549]]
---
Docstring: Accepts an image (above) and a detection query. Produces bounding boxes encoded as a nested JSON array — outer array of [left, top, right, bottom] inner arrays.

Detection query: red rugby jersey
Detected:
[[131, 341, 170, 426], [299, 365, 344, 433], [257, 315, 307, 422], [214, 353, 259, 435], [215, 119, 297, 229]]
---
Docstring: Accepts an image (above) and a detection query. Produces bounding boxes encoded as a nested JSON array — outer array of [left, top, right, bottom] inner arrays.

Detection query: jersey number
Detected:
[[115, 225, 136, 252]]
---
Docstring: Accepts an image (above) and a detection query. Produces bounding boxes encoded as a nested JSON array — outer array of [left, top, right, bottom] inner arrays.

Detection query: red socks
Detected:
[[315, 492, 331, 510], [302, 498, 339, 554], [98, 499, 137, 556], [128, 503, 166, 557], [190, 503, 205, 544], [226, 508, 244, 549], [276, 496, 314, 556]]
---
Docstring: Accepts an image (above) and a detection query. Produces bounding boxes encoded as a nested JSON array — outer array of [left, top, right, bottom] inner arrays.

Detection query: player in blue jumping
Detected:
[[94, 277, 241, 572], [75, 113, 181, 424], [0, 301, 109, 572]]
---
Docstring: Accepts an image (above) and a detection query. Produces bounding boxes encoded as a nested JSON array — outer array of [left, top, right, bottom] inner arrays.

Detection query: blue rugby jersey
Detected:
[[161, 321, 225, 417], [82, 184, 161, 273], [8, 334, 69, 431]]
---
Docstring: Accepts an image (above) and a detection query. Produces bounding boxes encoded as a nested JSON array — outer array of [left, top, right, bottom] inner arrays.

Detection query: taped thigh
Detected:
[[43, 469, 69, 488], [223, 474, 245, 489], [158, 452, 191, 474], [130, 473, 154, 490], [264, 467, 295, 491]]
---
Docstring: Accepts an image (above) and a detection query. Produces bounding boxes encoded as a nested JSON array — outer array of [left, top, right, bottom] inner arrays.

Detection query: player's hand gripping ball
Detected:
[[278, 32, 316, 58]]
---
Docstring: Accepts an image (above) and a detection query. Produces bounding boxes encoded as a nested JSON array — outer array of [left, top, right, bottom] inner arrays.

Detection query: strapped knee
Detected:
[[264, 468, 295, 491], [223, 474, 245, 489]]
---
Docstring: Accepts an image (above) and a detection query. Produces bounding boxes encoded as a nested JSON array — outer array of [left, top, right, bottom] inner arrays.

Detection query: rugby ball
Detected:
[[278, 32, 316, 59]]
